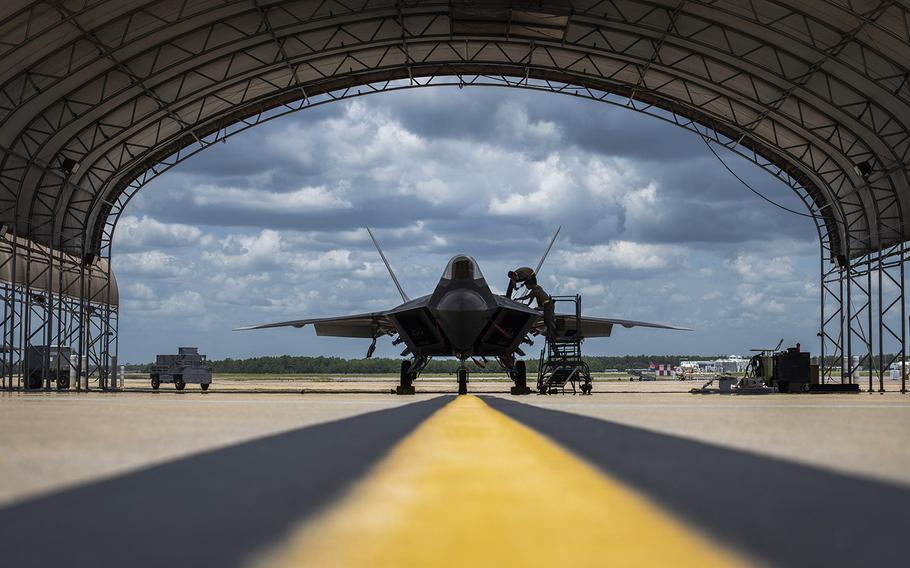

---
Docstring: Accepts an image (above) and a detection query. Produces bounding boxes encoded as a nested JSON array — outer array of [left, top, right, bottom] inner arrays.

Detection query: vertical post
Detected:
[[45, 245, 54, 390], [819, 238, 825, 382], [839, 263, 846, 383], [868, 255, 874, 394], [0, 234, 14, 390], [845, 259, 853, 385], [903, 242, 907, 394], [877, 249, 884, 392], [77, 253, 86, 392]]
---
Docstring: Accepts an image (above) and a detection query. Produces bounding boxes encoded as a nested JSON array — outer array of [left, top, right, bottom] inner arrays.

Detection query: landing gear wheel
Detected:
[[174, 378, 186, 391], [201, 383, 209, 391], [458, 368, 468, 395], [151, 376, 160, 390], [799, 382, 811, 393], [581, 383, 593, 395], [510, 360, 531, 395], [57, 377, 70, 390], [396, 360, 415, 395]]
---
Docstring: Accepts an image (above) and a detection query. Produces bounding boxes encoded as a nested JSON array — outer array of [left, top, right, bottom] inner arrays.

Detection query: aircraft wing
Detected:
[[234, 311, 395, 338], [535, 314, 692, 338]]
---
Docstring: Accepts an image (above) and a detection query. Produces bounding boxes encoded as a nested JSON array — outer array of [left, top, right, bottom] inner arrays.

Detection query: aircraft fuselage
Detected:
[[386, 255, 539, 360]]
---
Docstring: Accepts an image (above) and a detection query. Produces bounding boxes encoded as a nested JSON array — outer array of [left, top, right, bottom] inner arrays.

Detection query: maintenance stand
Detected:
[[536, 295, 593, 395]]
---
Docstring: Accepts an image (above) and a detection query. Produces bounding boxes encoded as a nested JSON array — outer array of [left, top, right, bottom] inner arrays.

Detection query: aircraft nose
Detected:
[[436, 289, 487, 311], [434, 289, 489, 351]]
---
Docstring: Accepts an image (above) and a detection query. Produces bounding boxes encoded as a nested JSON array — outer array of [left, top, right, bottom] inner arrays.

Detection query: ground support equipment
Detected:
[[536, 295, 592, 395]]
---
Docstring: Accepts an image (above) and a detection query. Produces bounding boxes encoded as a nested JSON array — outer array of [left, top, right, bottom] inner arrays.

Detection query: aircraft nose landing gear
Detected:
[[456, 358, 469, 395]]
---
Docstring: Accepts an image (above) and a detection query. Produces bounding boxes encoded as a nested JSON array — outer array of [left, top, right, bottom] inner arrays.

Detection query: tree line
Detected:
[[126, 354, 730, 374]]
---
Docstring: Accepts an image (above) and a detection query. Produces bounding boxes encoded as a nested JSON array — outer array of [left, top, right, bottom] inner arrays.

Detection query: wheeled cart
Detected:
[[150, 347, 212, 391]]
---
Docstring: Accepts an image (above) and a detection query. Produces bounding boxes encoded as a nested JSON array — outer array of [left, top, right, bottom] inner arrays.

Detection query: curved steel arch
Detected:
[[90, 67, 843, 252]]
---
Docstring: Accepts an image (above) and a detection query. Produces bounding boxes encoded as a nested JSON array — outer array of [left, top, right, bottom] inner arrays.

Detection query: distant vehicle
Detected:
[[25, 345, 72, 390], [238, 229, 689, 394], [628, 369, 658, 381], [150, 347, 212, 391]]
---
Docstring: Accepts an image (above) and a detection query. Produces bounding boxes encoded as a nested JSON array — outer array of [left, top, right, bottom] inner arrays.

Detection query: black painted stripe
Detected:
[[485, 396, 910, 568], [0, 396, 452, 568]]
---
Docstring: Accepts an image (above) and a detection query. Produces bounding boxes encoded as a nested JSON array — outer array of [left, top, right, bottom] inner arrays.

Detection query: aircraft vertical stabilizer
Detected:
[[366, 227, 410, 302]]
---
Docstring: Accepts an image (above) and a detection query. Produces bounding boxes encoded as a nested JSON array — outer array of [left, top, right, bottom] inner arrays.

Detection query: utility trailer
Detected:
[[150, 347, 212, 391], [25, 346, 72, 390]]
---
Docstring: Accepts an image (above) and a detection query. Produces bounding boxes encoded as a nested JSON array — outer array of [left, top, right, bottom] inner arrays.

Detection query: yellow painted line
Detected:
[[258, 395, 752, 567]]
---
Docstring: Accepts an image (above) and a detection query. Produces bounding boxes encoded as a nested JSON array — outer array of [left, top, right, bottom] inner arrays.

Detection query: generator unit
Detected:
[[150, 347, 212, 391], [25, 345, 72, 390], [745, 343, 811, 393], [773, 347, 811, 392]]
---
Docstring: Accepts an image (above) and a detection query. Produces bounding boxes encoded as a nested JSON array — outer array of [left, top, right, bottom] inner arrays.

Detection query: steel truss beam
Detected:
[[820, 244, 908, 392]]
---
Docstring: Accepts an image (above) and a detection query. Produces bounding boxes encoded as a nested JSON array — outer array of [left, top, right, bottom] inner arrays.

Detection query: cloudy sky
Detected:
[[115, 87, 821, 363]]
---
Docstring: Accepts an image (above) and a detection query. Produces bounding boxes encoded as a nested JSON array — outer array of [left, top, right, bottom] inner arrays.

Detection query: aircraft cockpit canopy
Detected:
[[443, 255, 484, 281]]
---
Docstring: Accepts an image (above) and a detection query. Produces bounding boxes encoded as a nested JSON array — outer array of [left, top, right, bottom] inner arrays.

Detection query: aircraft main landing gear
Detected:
[[396, 360, 415, 395], [510, 360, 531, 395]]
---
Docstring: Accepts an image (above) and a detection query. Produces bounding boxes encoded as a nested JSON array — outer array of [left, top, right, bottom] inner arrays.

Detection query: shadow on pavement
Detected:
[[485, 396, 909, 568], [0, 396, 452, 568]]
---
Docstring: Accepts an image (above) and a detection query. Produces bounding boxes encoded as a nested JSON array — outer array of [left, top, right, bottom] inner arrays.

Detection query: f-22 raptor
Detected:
[[237, 228, 688, 395]]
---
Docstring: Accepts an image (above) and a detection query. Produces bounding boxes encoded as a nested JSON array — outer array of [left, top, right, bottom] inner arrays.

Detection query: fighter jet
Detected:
[[236, 228, 689, 395]]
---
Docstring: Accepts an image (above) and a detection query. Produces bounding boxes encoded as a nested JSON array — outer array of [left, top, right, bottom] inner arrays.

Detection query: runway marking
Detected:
[[258, 395, 750, 567], [0, 397, 420, 407], [523, 402, 910, 409]]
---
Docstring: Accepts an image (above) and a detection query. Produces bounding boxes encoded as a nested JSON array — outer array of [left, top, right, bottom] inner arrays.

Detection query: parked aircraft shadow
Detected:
[[485, 396, 909, 568], [0, 396, 452, 568]]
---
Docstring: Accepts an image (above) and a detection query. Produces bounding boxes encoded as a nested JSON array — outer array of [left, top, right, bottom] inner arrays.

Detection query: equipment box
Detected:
[[774, 348, 810, 393]]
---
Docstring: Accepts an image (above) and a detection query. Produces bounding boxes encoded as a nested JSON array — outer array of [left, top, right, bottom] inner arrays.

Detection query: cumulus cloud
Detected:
[[115, 215, 202, 251], [191, 184, 352, 213], [731, 254, 794, 282], [116, 251, 192, 278], [561, 241, 686, 273]]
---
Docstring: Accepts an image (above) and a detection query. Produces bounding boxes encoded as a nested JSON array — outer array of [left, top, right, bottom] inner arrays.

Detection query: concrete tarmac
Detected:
[[514, 391, 910, 487], [1, 386, 908, 567], [0, 391, 436, 505]]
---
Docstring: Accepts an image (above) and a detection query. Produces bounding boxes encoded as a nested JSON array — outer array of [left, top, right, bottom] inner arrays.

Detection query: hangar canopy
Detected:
[[0, 0, 909, 262]]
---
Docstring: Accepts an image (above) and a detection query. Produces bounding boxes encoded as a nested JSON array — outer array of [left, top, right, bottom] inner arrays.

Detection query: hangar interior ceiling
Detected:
[[0, 0, 908, 391]]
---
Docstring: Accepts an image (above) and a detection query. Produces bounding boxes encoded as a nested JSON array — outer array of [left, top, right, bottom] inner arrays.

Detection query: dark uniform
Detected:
[[506, 266, 537, 299], [517, 284, 556, 339]]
